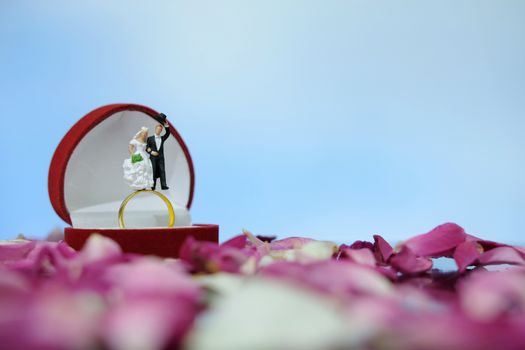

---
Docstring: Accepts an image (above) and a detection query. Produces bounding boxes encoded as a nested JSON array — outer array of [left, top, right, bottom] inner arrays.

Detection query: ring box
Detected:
[[48, 103, 219, 257]]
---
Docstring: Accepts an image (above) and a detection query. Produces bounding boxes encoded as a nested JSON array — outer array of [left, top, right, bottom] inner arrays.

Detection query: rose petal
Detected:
[[458, 268, 525, 322], [221, 235, 247, 249], [261, 260, 393, 298], [6, 241, 76, 277], [390, 247, 433, 274], [103, 257, 201, 300], [339, 248, 377, 266], [103, 298, 198, 350], [374, 266, 398, 281], [402, 223, 467, 257], [514, 246, 525, 259], [453, 240, 483, 273], [478, 247, 525, 266], [79, 234, 123, 264], [465, 234, 504, 250], [348, 240, 374, 250], [270, 237, 316, 251], [179, 237, 249, 274], [373, 235, 393, 263], [0, 240, 36, 263], [0, 287, 104, 350]]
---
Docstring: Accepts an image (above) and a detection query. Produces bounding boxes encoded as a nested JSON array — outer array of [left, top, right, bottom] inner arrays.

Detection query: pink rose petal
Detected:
[[458, 268, 525, 322], [373, 235, 393, 263], [261, 260, 393, 298], [0, 240, 36, 263], [103, 298, 198, 350], [338, 248, 377, 266], [103, 258, 202, 300], [403, 223, 467, 257], [465, 234, 504, 250], [269, 237, 315, 251], [478, 246, 525, 266], [221, 235, 247, 249], [79, 234, 123, 264], [453, 240, 483, 273], [6, 241, 77, 278], [514, 246, 525, 259], [0, 286, 104, 350], [389, 247, 433, 274], [348, 240, 374, 251], [375, 266, 398, 281], [179, 237, 249, 273]]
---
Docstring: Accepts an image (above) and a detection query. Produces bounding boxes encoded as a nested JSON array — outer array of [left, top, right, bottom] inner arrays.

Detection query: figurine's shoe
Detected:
[[161, 186, 170, 190], [151, 186, 156, 190]]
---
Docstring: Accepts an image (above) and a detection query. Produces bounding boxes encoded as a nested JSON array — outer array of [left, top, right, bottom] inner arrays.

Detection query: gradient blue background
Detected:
[[1, 1, 524, 244]]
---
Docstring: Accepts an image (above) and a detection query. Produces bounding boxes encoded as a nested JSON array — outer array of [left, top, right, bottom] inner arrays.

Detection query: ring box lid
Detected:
[[48, 103, 195, 228]]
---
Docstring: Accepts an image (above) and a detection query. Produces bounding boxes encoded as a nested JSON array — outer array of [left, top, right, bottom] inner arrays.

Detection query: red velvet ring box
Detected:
[[48, 103, 219, 257]]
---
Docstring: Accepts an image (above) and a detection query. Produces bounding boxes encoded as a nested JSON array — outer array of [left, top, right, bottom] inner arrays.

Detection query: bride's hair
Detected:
[[134, 127, 148, 141]]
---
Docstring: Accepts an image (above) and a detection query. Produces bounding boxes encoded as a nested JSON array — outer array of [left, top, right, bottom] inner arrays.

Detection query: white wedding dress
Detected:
[[122, 139, 154, 190]]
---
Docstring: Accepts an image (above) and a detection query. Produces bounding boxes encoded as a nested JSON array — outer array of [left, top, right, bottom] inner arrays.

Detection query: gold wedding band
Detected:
[[118, 190, 175, 229]]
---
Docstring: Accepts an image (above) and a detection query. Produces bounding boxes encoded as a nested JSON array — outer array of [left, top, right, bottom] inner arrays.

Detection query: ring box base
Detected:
[[65, 224, 219, 258]]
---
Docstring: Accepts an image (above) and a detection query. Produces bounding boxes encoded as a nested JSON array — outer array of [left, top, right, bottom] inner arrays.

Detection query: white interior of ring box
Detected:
[[64, 110, 192, 229]]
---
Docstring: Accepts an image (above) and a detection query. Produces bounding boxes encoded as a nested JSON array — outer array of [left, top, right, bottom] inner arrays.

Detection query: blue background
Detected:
[[1, 1, 524, 244]]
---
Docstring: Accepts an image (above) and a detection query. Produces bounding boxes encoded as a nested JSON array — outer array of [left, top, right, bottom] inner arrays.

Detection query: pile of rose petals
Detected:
[[1, 223, 525, 350]]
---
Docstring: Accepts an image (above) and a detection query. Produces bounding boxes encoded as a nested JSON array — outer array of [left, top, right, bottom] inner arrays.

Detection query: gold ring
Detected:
[[118, 190, 176, 229]]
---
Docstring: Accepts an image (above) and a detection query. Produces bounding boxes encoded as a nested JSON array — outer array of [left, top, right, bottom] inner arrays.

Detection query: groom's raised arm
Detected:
[[162, 122, 170, 141]]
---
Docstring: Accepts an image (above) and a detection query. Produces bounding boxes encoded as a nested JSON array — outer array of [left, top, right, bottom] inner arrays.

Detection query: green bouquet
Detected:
[[131, 153, 143, 164]]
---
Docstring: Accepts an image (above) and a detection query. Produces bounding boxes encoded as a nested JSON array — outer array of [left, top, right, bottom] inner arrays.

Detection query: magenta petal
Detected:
[[514, 246, 525, 262], [375, 266, 398, 280], [179, 238, 213, 272], [336, 242, 374, 261], [261, 260, 392, 298], [339, 248, 377, 266], [458, 268, 525, 322], [453, 240, 483, 273], [389, 247, 432, 274], [102, 259, 203, 348], [6, 241, 76, 276], [403, 223, 467, 257], [103, 298, 199, 350], [465, 234, 504, 250], [478, 247, 525, 266], [79, 234, 122, 264], [179, 237, 249, 273], [373, 235, 393, 263], [0, 240, 36, 263], [269, 237, 315, 250], [348, 240, 374, 251], [221, 235, 247, 249], [104, 258, 201, 300], [179, 237, 217, 273]]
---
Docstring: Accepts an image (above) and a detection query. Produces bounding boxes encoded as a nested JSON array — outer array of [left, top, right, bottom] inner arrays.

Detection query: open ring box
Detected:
[[48, 103, 219, 258]]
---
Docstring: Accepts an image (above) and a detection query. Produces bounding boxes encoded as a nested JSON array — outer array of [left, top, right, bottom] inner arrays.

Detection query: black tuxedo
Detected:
[[146, 127, 170, 189]]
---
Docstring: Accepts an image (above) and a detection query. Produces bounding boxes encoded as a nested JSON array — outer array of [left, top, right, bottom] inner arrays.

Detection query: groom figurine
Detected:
[[147, 113, 171, 190]]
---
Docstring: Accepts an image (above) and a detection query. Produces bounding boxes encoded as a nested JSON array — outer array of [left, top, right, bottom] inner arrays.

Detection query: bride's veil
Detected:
[[133, 126, 148, 141]]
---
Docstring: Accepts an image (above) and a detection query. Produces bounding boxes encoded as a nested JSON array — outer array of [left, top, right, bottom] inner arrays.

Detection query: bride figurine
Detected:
[[122, 127, 154, 190]]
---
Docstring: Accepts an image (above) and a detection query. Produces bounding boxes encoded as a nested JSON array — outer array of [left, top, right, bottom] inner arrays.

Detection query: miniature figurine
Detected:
[[146, 114, 171, 190], [122, 127, 154, 190]]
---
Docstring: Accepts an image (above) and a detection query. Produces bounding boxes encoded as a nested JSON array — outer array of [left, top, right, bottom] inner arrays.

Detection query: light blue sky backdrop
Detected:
[[1, 1, 524, 243]]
